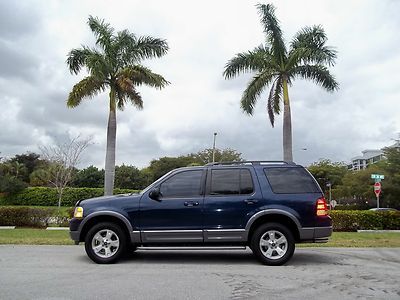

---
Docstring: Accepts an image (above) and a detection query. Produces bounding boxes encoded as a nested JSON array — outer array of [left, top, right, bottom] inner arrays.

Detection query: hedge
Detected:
[[330, 210, 400, 231], [0, 206, 74, 228], [0, 187, 139, 207]]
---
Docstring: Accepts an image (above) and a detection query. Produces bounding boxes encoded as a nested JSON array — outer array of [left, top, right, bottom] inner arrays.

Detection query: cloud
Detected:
[[0, 0, 399, 169]]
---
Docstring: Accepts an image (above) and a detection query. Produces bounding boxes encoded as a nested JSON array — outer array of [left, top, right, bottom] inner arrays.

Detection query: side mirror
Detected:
[[149, 187, 161, 201]]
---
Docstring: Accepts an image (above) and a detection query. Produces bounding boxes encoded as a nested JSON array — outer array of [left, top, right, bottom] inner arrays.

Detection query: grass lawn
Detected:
[[0, 228, 74, 245], [0, 229, 399, 247], [300, 232, 400, 248]]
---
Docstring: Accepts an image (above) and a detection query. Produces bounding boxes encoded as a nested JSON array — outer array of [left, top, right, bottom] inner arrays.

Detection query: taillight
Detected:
[[316, 197, 328, 216]]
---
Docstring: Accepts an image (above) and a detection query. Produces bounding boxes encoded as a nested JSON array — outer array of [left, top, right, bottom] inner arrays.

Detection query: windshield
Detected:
[[139, 170, 174, 195]]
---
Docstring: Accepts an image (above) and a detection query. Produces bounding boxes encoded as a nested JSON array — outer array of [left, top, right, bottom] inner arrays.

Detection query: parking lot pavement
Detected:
[[0, 246, 399, 300]]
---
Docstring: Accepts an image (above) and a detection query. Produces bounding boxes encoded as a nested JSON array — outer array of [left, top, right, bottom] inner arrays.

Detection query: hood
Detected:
[[77, 193, 141, 206]]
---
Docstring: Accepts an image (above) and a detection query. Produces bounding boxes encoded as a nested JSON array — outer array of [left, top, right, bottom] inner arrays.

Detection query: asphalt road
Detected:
[[0, 246, 399, 300]]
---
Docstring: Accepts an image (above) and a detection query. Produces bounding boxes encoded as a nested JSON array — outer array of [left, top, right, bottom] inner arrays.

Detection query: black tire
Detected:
[[84, 222, 127, 264], [250, 223, 295, 266]]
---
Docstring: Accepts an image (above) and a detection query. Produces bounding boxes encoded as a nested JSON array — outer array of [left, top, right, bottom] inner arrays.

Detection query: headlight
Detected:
[[74, 206, 84, 218]]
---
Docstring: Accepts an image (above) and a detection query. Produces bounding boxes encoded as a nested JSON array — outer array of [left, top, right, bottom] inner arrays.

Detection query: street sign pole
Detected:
[[373, 181, 382, 209]]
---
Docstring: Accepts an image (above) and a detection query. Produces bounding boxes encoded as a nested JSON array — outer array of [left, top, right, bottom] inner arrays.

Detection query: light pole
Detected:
[[326, 182, 332, 207], [212, 132, 217, 163]]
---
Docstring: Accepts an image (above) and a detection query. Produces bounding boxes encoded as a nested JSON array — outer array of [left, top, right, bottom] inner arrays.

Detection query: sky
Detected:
[[0, 0, 399, 169]]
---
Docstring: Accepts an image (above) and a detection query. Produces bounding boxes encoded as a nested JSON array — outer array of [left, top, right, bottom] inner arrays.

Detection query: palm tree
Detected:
[[223, 3, 338, 162], [67, 16, 169, 195]]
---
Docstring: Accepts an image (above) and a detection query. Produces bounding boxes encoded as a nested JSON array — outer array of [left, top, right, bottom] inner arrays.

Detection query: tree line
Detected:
[[1, 146, 399, 208], [308, 147, 400, 209], [0, 148, 242, 193]]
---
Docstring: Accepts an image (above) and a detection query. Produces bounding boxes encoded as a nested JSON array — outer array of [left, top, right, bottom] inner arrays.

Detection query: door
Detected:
[[203, 168, 262, 242], [139, 169, 205, 243]]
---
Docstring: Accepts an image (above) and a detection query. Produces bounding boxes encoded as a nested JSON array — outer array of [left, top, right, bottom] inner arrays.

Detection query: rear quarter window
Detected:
[[264, 167, 320, 194]]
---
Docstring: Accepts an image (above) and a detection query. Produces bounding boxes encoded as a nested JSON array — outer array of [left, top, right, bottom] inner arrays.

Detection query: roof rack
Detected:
[[205, 161, 296, 166]]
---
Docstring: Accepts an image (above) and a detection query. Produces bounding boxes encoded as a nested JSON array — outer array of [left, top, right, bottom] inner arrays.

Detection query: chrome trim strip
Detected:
[[142, 230, 202, 233], [203, 229, 246, 242], [205, 229, 246, 232]]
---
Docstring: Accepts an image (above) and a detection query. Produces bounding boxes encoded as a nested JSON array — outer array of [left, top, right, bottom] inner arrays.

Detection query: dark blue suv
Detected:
[[69, 161, 332, 265]]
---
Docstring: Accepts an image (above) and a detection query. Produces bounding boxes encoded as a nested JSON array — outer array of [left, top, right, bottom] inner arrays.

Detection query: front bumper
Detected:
[[69, 218, 83, 244]]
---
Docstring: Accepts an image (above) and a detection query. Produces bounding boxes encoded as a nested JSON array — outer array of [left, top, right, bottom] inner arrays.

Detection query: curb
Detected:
[[357, 230, 400, 233], [46, 227, 69, 231], [0, 227, 69, 230]]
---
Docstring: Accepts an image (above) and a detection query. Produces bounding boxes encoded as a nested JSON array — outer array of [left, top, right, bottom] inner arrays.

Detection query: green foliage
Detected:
[[147, 156, 195, 181], [146, 148, 245, 182], [0, 206, 71, 228], [307, 159, 348, 195], [72, 165, 104, 188], [114, 164, 147, 189], [1, 187, 138, 207], [380, 147, 400, 208], [330, 210, 400, 231], [0, 175, 27, 195], [190, 148, 243, 165]]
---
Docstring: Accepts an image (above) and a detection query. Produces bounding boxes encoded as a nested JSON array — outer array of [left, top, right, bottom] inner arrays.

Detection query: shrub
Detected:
[[0, 206, 71, 228], [330, 210, 400, 231], [0, 187, 139, 207]]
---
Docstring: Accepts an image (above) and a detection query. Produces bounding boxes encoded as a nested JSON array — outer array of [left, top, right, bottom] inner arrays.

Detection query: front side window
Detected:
[[160, 170, 203, 198], [264, 167, 320, 194], [210, 169, 254, 195]]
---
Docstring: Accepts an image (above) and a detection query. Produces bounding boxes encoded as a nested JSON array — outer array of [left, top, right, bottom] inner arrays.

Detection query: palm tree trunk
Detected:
[[282, 76, 293, 162], [104, 88, 117, 196]]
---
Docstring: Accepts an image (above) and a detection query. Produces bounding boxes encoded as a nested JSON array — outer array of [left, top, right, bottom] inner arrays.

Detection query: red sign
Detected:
[[374, 182, 381, 196]]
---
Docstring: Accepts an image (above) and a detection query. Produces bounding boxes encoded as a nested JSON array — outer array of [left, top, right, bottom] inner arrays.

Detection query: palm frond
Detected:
[[223, 45, 278, 79], [127, 36, 169, 62], [66, 48, 93, 75], [83, 49, 111, 79], [115, 78, 143, 110], [117, 66, 169, 89], [290, 25, 337, 66], [290, 65, 339, 92], [67, 76, 106, 107], [88, 16, 114, 51], [241, 71, 275, 115], [267, 77, 282, 127], [256, 3, 286, 62]]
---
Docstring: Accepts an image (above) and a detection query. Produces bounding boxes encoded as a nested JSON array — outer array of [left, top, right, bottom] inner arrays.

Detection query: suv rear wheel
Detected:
[[251, 223, 295, 266], [84, 222, 127, 264]]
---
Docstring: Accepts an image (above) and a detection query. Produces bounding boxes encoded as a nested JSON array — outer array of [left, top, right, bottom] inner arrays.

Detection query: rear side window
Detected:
[[264, 167, 320, 194], [210, 169, 254, 195]]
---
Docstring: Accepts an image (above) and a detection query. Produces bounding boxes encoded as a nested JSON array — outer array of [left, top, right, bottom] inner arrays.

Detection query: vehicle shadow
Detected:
[[115, 248, 337, 266]]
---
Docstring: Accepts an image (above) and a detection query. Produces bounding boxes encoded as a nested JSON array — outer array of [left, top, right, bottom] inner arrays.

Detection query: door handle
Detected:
[[184, 201, 200, 207], [244, 199, 258, 205]]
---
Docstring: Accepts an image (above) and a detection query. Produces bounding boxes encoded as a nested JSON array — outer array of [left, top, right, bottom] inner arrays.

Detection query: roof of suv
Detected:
[[206, 161, 299, 167]]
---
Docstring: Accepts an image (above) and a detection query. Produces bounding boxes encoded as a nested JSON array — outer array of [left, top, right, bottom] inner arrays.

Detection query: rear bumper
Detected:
[[299, 226, 333, 243]]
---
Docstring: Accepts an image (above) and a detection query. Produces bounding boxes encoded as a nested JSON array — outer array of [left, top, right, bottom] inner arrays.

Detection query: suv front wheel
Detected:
[[251, 223, 295, 266], [84, 222, 127, 264]]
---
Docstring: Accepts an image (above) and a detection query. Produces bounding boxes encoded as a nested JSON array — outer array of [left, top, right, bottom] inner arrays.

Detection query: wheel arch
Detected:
[[79, 211, 133, 243], [245, 210, 301, 242]]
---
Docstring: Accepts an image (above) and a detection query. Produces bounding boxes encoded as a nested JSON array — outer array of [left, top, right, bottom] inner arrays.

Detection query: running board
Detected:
[[136, 246, 247, 251]]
